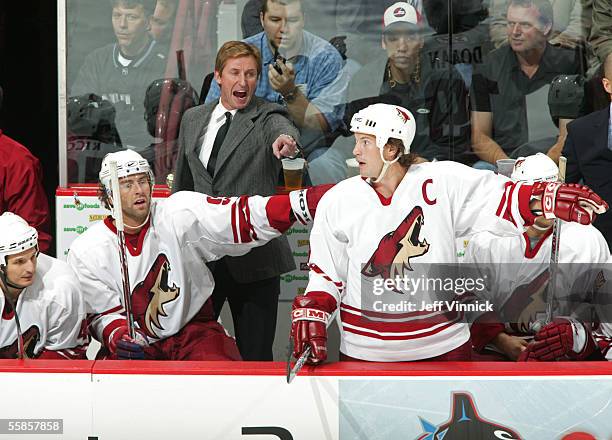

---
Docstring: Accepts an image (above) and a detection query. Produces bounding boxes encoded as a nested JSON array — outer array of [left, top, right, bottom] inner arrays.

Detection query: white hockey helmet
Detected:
[[99, 149, 154, 193], [350, 103, 416, 153], [511, 153, 559, 183], [0, 212, 38, 265]]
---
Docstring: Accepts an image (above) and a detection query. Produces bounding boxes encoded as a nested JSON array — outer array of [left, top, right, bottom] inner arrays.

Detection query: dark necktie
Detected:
[[207, 111, 232, 176]]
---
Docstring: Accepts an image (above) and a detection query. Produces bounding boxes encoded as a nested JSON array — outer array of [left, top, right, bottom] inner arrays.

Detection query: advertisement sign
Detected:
[[55, 186, 170, 260], [338, 378, 612, 439], [280, 224, 312, 300], [0, 363, 611, 439], [92, 374, 338, 440]]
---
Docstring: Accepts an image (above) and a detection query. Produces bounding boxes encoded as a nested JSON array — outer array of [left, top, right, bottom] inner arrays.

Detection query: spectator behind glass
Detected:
[[206, 0, 347, 179], [71, 0, 171, 153], [489, 0, 588, 50], [150, 0, 177, 46], [328, 1, 473, 176], [334, 0, 414, 65], [590, 0, 612, 63], [242, 0, 342, 42], [470, 0, 583, 169], [421, 0, 493, 88], [563, 53, 612, 250], [0, 86, 51, 253], [143, 78, 198, 184]]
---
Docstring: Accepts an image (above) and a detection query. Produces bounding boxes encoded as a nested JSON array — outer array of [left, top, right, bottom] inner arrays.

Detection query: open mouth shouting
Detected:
[[232, 89, 250, 107]]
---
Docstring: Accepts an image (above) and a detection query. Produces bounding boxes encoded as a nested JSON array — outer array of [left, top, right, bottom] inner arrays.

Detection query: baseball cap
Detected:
[[383, 2, 420, 32]]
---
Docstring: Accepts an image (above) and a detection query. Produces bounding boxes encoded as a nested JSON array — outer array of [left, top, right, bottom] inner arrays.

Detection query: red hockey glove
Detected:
[[291, 293, 336, 365], [518, 317, 596, 361], [289, 184, 334, 225], [108, 325, 148, 360], [531, 182, 607, 225]]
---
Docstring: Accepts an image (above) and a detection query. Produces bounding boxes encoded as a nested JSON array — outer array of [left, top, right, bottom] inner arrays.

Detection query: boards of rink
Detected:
[[0, 360, 610, 439]]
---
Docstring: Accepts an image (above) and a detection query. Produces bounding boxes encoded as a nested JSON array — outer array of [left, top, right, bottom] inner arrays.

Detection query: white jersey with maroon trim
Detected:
[[68, 191, 294, 346], [306, 161, 534, 361], [464, 223, 611, 337], [0, 254, 87, 359]]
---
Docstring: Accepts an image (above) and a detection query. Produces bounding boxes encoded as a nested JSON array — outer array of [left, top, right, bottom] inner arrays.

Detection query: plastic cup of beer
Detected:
[[282, 158, 306, 190], [496, 159, 516, 178], [346, 158, 360, 178]]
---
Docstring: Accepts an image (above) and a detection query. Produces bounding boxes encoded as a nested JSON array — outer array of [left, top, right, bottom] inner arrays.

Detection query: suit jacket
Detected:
[[563, 105, 612, 247], [173, 96, 299, 282]]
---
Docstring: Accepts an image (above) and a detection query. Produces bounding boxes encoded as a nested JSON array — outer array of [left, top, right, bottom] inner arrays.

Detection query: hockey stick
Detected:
[[5, 296, 25, 360], [532, 156, 567, 332], [544, 156, 567, 324], [11, 299, 25, 360], [287, 309, 338, 384], [0, 273, 25, 359], [109, 161, 136, 340]]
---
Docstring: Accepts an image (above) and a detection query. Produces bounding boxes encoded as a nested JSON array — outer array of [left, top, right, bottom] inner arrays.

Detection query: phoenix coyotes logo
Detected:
[[0, 325, 41, 359], [417, 392, 522, 439], [362, 206, 429, 292], [501, 269, 549, 333], [396, 107, 411, 123], [132, 254, 180, 339]]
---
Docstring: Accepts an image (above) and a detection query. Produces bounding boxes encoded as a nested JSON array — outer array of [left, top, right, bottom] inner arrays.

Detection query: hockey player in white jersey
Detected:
[[290, 104, 608, 364], [0, 212, 87, 359], [465, 153, 611, 361], [68, 150, 331, 360]]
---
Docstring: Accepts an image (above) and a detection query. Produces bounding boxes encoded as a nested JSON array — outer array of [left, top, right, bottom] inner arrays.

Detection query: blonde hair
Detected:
[[215, 41, 262, 76]]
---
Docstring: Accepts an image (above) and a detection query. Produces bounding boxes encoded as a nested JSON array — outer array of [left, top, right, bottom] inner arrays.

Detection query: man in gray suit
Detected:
[[173, 41, 300, 360]]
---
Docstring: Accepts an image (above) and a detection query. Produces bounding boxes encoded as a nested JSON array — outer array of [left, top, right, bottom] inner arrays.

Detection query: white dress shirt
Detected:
[[199, 101, 237, 167]]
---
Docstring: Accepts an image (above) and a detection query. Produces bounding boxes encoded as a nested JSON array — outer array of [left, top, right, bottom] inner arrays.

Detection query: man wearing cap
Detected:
[[329, 2, 472, 174]]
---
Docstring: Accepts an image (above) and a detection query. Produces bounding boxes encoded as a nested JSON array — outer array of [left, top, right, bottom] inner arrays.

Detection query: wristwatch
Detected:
[[282, 87, 299, 104]]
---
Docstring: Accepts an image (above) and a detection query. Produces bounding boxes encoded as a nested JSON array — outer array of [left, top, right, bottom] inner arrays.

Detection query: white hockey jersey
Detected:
[[306, 161, 535, 361], [465, 222, 612, 350], [0, 254, 87, 359], [68, 191, 296, 346]]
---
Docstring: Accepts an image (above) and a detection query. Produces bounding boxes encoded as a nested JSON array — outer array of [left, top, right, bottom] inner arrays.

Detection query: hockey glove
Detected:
[[518, 317, 596, 361], [289, 184, 334, 225], [531, 182, 607, 225], [108, 325, 148, 360], [291, 292, 336, 365]]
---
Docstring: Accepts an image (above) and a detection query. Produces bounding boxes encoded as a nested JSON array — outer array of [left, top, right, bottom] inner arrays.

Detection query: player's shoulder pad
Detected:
[[562, 222, 609, 252], [36, 254, 82, 306], [67, 218, 115, 257]]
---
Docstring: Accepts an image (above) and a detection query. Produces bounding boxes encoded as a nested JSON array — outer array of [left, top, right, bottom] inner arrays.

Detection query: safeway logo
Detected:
[[394, 7, 406, 17]]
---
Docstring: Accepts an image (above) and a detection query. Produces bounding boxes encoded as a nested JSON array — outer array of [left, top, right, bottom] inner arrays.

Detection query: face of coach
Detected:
[[213, 41, 263, 111]]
